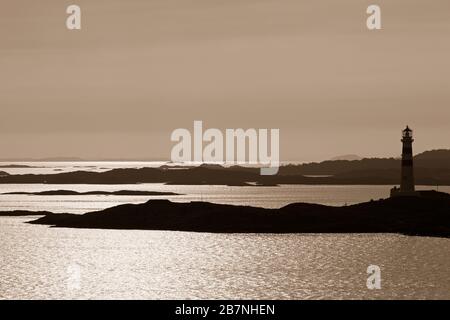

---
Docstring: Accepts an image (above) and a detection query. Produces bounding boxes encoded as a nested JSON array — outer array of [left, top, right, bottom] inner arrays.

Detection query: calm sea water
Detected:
[[0, 162, 449, 299], [1, 219, 449, 300]]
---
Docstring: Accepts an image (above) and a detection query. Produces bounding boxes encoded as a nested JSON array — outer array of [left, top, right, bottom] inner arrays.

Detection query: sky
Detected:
[[0, 0, 449, 162]]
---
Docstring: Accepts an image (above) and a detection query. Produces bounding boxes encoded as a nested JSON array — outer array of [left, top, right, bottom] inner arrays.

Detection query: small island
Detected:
[[0, 190, 442, 238]]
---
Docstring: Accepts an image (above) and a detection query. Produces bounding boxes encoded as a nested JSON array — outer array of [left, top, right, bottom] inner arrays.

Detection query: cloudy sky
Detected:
[[1, 0, 449, 161]]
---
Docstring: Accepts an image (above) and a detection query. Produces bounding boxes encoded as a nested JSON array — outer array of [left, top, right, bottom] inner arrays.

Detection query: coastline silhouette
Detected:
[[1, 128, 449, 238], [8, 190, 446, 238], [0, 149, 449, 186]]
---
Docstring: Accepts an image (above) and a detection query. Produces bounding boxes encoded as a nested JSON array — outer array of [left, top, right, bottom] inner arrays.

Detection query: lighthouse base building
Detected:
[[390, 126, 419, 197]]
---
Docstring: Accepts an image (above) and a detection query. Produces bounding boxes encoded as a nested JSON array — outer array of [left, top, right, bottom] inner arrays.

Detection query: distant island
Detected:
[[0, 149, 449, 186], [0, 190, 446, 238], [0, 157, 166, 162], [0, 164, 37, 169], [0, 157, 86, 162], [2, 190, 181, 196], [0, 210, 54, 217]]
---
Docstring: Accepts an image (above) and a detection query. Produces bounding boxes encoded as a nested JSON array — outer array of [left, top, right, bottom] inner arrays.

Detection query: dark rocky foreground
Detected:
[[21, 191, 450, 238]]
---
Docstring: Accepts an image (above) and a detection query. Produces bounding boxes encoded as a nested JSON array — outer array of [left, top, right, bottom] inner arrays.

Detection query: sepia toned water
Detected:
[[1, 218, 449, 300], [0, 163, 449, 299]]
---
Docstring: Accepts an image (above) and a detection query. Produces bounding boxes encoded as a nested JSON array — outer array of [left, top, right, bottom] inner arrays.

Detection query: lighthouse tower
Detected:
[[400, 126, 415, 192], [391, 126, 417, 197]]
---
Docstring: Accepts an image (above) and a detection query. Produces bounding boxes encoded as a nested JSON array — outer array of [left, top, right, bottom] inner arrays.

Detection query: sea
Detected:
[[0, 162, 449, 299]]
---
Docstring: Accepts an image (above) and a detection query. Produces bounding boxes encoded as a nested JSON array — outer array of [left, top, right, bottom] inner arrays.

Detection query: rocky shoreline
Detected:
[[1, 190, 443, 238]]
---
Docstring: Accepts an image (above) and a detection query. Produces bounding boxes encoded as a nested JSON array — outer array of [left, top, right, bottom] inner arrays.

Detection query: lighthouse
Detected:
[[391, 126, 417, 197], [400, 126, 415, 192]]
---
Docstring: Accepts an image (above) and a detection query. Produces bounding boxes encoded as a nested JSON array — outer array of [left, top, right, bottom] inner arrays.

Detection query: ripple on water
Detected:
[[1, 217, 450, 299]]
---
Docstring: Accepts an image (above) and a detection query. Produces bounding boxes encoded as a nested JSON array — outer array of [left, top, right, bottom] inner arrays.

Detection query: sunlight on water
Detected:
[[0, 217, 449, 299]]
